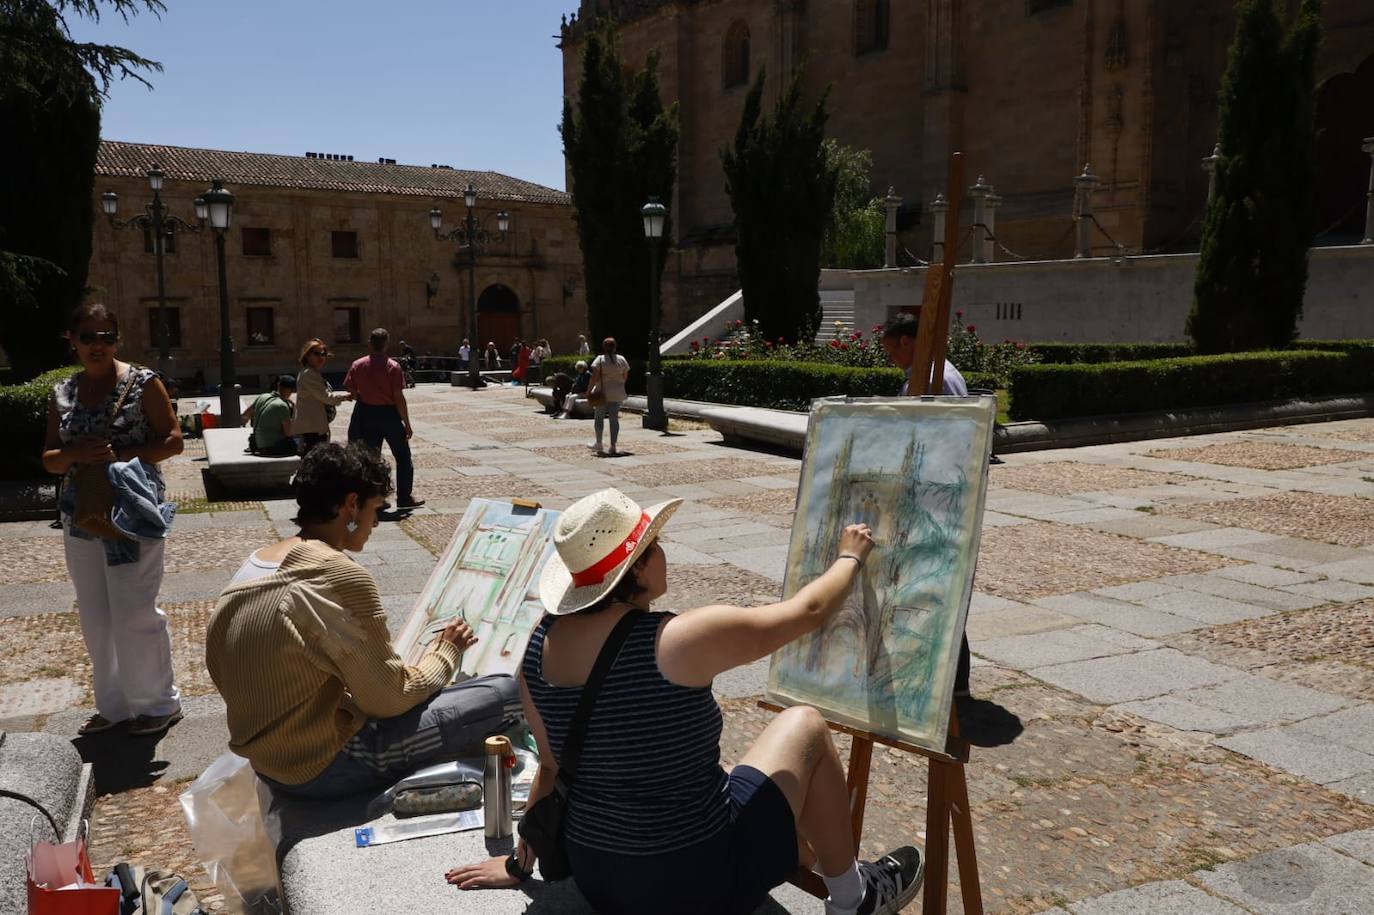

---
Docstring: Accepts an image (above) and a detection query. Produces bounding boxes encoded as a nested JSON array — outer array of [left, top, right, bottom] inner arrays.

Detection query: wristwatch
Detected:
[[505, 850, 533, 882]]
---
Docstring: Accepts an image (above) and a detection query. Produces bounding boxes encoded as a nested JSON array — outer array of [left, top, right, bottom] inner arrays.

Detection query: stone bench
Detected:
[[699, 406, 809, 453], [273, 791, 819, 914], [204, 427, 299, 497], [450, 370, 514, 387], [528, 386, 592, 418]]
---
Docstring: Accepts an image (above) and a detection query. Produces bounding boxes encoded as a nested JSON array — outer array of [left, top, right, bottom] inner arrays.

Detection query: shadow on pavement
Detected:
[[73, 729, 171, 795], [956, 695, 1024, 748]]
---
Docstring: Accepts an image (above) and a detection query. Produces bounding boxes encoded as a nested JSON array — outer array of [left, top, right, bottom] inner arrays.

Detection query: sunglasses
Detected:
[[309, 349, 328, 357], [77, 331, 119, 345]]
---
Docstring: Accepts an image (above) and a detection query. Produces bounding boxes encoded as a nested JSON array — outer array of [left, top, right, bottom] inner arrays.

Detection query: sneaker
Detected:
[[77, 714, 122, 736], [128, 708, 183, 737], [397, 496, 426, 509], [851, 847, 924, 915]]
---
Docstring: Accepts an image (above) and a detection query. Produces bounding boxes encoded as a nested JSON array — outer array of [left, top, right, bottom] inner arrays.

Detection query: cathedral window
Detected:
[[855, 0, 889, 56], [722, 20, 750, 89]]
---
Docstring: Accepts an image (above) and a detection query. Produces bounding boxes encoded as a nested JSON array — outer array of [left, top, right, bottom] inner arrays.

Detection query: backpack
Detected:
[[106, 862, 207, 915]]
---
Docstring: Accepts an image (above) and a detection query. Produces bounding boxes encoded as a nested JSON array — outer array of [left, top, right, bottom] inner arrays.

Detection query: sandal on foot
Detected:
[[127, 708, 184, 737], [78, 714, 121, 736]]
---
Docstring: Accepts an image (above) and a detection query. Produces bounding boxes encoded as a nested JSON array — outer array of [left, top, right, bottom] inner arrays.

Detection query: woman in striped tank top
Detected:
[[446, 489, 924, 915]]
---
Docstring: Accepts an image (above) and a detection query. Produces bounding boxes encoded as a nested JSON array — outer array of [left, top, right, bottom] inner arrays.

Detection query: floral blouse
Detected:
[[53, 365, 166, 495]]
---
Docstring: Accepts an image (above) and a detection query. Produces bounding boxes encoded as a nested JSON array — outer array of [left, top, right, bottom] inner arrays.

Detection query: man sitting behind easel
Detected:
[[880, 312, 973, 699]]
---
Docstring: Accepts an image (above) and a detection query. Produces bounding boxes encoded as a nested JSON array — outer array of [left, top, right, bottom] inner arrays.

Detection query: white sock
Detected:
[[823, 860, 863, 913]]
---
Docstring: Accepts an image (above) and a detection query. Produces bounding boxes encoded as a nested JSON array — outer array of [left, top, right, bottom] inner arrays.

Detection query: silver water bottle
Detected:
[[483, 735, 513, 839]]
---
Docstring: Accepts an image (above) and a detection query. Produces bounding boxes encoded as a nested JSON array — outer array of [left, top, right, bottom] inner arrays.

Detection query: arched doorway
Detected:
[[477, 283, 520, 354], [1315, 54, 1374, 242]]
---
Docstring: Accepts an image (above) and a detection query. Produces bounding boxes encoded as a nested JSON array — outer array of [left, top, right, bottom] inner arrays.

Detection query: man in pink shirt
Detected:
[[344, 327, 423, 508]]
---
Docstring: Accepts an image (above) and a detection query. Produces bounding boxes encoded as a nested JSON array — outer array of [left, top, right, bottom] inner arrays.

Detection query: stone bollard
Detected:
[[969, 175, 991, 264], [1073, 163, 1099, 258], [985, 192, 1001, 263], [1363, 137, 1374, 245], [1203, 144, 1221, 202], [930, 192, 949, 264], [884, 187, 902, 267]]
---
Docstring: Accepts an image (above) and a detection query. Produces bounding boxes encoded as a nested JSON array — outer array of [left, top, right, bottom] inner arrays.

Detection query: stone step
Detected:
[[0, 732, 95, 913]]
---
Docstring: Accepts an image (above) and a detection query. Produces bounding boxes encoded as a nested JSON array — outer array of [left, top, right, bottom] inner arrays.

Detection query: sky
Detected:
[[68, 0, 577, 191]]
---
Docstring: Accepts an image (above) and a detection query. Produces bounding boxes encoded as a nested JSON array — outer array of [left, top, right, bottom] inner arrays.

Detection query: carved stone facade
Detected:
[[87, 141, 586, 387], [561, 0, 1373, 313]]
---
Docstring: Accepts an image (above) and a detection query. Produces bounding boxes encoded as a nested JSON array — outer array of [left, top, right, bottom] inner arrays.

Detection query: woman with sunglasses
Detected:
[[295, 338, 353, 456], [41, 303, 185, 738]]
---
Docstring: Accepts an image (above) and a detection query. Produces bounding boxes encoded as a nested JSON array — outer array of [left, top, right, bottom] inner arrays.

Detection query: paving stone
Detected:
[[1324, 771, 1374, 804], [1196, 842, 1374, 914], [1217, 726, 1374, 784], [1236, 538, 1372, 568], [1162, 491, 1374, 549], [1323, 828, 1374, 866], [1081, 515, 1221, 541], [1216, 564, 1323, 588], [1280, 578, 1374, 603], [659, 540, 727, 566], [1067, 879, 1250, 914], [723, 545, 790, 582], [1304, 557, 1374, 585], [981, 510, 1033, 527], [1113, 695, 1268, 735], [1031, 592, 1203, 637], [1291, 705, 1374, 756], [965, 596, 1079, 642], [1118, 675, 1350, 736], [0, 676, 83, 717], [975, 625, 1157, 670], [1150, 441, 1371, 470], [1092, 580, 1183, 601], [1031, 648, 1243, 704], [1154, 573, 1324, 611], [1148, 527, 1281, 551]]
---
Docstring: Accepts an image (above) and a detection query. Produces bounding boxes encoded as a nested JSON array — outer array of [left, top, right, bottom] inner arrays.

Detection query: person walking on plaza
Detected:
[[42, 303, 184, 738], [512, 340, 531, 386], [242, 374, 298, 456], [345, 327, 424, 509], [445, 488, 923, 915], [588, 336, 630, 456], [209, 442, 520, 798], [459, 338, 472, 371], [484, 341, 501, 370], [295, 338, 352, 456], [577, 333, 591, 357]]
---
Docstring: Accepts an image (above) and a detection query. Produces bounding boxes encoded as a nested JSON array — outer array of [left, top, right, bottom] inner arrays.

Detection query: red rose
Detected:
[[967, 324, 976, 333], [839, 342, 849, 351]]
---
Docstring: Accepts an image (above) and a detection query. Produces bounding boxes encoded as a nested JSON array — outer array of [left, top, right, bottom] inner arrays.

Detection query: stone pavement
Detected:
[[2, 385, 1373, 912]]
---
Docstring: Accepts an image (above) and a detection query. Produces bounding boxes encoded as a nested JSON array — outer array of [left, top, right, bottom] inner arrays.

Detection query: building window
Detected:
[[147, 306, 182, 348], [855, 0, 889, 55], [246, 307, 275, 346], [331, 230, 360, 258], [722, 21, 750, 89], [242, 227, 272, 256], [142, 227, 177, 254], [1026, 0, 1072, 14], [333, 307, 361, 344]]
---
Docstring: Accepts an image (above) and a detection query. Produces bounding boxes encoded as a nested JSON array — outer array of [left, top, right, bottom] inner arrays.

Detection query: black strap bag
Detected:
[[518, 608, 642, 882]]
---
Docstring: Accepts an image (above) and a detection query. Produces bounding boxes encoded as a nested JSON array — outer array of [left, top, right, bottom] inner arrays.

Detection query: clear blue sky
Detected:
[[69, 0, 576, 190]]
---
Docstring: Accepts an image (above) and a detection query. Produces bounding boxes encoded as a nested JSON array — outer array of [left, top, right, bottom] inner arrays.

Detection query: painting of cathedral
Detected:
[[767, 396, 996, 751], [396, 499, 560, 680]]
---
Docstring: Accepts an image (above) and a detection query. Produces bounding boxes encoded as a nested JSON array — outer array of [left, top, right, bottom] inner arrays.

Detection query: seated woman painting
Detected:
[[446, 488, 922, 915], [206, 442, 521, 798]]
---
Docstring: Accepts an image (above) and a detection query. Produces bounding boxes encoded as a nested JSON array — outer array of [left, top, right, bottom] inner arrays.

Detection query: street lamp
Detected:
[[201, 180, 239, 426], [429, 182, 509, 388], [641, 197, 668, 431], [102, 165, 208, 376]]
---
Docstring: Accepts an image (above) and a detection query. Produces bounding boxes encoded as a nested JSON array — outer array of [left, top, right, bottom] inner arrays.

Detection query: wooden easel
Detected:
[[761, 152, 983, 914]]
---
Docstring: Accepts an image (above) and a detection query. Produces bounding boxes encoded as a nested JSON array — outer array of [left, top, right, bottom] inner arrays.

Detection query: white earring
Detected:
[[345, 514, 359, 534]]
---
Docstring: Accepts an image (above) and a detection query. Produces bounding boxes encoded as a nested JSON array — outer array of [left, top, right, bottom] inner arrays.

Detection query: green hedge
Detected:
[[0, 365, 79, 480], [663, 360, 906, 410], [1008, 350, 1369, 422], [1027, 342, 1196, 364]]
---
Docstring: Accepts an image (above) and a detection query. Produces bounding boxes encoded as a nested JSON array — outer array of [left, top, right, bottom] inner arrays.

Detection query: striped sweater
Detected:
[[206, 540, 460, 784]]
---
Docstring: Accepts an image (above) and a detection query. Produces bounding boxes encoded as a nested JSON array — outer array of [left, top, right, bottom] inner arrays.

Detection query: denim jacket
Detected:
[[62, 457, 175, 566]]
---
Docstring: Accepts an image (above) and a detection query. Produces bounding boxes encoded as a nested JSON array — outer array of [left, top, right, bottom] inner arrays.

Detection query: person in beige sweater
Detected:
[[207, 442, 520, 798], [293, 337, 352, 456]]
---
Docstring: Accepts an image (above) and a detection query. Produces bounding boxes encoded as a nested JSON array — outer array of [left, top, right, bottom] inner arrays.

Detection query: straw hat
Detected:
[[538, 488, 682, 615]]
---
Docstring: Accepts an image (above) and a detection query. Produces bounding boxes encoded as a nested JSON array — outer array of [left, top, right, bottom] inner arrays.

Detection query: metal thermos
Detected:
[[483, 735, 514, 839]]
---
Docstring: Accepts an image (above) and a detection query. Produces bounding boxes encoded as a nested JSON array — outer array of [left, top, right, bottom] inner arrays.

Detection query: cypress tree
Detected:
[[1188, 0, 1323, 353], [721, 69, 838, 344], [560, 24, 678, 360]]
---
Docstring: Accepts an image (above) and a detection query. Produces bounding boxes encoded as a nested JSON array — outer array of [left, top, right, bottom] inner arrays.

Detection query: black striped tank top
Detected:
[[523, 610, 730, 854]]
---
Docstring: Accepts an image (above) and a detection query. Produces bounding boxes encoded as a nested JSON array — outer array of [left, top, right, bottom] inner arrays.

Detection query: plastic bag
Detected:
[[178, 751, 283, 915]]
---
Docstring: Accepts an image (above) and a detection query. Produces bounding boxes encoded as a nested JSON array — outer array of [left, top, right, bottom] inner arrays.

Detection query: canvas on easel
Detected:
[[765, 395, 997, 754], [395, 498, 560, 679]]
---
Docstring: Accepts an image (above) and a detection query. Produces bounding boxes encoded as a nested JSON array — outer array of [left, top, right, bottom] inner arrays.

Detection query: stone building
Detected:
[[560, 0, 1374, 314], [88, 140, 585, 387]]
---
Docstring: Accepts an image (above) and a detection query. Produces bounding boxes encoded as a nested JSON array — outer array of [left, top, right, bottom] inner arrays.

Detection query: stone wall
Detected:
[[851, 244, 1374, 343]]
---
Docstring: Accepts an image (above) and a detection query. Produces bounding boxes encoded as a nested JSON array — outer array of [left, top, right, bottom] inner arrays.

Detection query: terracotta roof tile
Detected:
[[96, 140, 569, 206]]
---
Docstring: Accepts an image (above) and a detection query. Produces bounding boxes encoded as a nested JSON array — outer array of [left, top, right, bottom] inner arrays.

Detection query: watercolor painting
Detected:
[[395, 499, 560, 680], [766, 396, 997, 752]]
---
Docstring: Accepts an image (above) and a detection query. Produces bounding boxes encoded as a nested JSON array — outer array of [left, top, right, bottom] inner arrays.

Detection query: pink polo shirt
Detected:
[[344, 354, 404, 406]]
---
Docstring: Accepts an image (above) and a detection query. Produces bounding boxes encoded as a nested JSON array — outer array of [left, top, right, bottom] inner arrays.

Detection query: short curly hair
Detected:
[[291, 442, 393, 526]]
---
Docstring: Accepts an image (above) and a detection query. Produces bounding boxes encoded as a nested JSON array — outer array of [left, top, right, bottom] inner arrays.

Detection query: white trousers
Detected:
[[63, 530, 181, 720]]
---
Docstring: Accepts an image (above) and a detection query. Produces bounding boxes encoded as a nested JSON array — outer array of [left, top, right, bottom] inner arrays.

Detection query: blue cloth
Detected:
[[109, 457, 176, 542], [567, 764, 798, 915]]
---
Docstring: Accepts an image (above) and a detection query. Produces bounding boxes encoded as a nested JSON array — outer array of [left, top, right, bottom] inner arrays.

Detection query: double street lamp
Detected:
[[641, 198, 668, 431], [103, 170, 238, 423], [429, 183, 509, 389]]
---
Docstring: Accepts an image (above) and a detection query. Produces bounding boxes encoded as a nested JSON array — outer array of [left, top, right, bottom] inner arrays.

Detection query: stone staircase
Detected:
[[817, 289, 857, 342]]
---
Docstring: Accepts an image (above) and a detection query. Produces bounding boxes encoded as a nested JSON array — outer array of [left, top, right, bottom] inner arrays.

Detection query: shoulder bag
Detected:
[[518, 608, 642, 881], [72, 371, 136, 541]]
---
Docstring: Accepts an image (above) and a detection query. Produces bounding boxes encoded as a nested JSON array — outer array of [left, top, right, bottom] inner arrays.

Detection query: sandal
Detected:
[[127, 708, 183, 737], [77, 714, 121, 735]]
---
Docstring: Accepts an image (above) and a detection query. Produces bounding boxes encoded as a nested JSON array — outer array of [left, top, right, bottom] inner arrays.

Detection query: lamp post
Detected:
[[101, 165, 207, 377], [201, 181, 239, 425], [429, 183, 509, 388], [641, 198, 667, 432]]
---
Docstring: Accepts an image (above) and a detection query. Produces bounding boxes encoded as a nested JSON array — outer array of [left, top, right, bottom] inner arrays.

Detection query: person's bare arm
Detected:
[[657, 523, 875, 687], [114, 377, 183, 464], [42, 396, 114, 475]]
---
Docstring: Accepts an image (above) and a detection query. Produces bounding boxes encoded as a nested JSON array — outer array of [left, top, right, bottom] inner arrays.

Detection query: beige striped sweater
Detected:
[[206, 540, 460, 784]]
